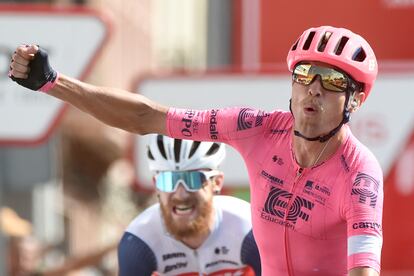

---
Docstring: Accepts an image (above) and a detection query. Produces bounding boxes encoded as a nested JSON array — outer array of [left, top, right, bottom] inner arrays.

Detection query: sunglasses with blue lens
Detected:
[[155, 170, 219, 193]]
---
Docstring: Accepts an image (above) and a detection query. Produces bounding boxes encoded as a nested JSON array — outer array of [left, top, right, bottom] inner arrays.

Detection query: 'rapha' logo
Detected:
[[237, 108, 268, 131]]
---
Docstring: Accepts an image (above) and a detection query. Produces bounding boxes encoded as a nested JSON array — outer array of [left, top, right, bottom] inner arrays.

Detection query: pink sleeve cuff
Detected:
[[39, 72, 60, 93], [348, 252, 381, 274]]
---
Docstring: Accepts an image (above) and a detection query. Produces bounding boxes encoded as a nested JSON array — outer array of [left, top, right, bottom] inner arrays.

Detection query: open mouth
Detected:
[[303, 105, 319, 114], [173, 204, 195, 215], [302, 100, 323, 114]]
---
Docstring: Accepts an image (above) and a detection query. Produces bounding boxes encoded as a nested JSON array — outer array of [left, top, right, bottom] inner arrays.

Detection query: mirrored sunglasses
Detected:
[[155, 170, 219, 193], [292, 63, 359, 92]]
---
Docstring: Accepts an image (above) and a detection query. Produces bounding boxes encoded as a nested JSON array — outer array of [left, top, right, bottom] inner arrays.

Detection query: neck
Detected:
[[179, 208, 216, 249], [180, 231, 210, 249], [293, 126, 347, 167]]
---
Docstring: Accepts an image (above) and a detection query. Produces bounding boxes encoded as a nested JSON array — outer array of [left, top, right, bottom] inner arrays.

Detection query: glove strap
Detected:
[[39, 71, 60, 92]]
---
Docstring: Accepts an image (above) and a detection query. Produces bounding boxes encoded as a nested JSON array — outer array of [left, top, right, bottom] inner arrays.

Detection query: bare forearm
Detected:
[[9, 45, 167, 135], [49, 74, 169, 135]]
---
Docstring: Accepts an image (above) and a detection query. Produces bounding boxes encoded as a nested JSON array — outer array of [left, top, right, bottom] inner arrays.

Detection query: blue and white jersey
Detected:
[[118, 195, 261, 276]]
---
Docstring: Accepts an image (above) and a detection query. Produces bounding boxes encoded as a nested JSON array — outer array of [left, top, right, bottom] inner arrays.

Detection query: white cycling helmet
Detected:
[[146, 134, 226, 172]]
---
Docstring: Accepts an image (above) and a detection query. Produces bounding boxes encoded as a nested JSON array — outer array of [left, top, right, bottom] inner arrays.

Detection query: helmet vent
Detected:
[[334, 36, 349, 55], [291, 39, 299, 51], [156, 135, 167, 159], [206, 143, 220, 156], [188, 141, 201, 159], [317, 32, 332, 52], [174, 139, 182, 163], [303, 31, 315, 50], [147, 148, 155, 160], [352, 47, 366, 62]]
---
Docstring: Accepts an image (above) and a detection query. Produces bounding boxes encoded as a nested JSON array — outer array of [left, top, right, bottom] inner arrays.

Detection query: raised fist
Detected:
[[9, 45, 58, 92]]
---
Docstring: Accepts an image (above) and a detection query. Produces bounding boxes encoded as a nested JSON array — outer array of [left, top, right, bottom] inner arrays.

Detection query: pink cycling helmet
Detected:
[[287, 26, 378, 100]]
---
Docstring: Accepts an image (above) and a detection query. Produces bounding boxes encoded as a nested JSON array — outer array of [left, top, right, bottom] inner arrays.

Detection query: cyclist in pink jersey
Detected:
[[9, 25, 383, 275]]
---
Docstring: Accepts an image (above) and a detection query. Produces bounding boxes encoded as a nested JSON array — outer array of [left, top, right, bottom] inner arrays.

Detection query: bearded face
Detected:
[[159, 185, 214, 241]]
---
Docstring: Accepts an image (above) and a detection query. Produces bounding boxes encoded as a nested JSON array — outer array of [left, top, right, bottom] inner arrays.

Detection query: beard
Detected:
[[160, 196, 213, 241]]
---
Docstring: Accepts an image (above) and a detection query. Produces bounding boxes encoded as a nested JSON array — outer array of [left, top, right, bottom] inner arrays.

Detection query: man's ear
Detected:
[[356, 92, 366, 105], [212, 173, 224, 194], [348, 92, 366, 112]]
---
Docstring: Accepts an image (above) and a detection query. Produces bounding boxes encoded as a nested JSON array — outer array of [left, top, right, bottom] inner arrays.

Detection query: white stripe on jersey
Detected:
[[348, 235, 383, 257]]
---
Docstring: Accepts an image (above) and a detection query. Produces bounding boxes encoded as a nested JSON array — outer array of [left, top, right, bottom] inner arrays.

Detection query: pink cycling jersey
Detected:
[[167, 107, 383, 276]]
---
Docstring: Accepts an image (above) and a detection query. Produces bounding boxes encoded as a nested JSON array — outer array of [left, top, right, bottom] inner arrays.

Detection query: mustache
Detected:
[[302, 98, 323, 111], [169, 198, 198, 206]]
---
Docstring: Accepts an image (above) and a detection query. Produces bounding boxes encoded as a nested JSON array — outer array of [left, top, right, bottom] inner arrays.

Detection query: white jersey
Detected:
[[118, 195, 261, 276]]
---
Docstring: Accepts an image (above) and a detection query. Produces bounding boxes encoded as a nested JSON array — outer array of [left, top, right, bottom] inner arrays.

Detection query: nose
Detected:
[[172, 183, 191, 199], [307, 75, 323, 96]]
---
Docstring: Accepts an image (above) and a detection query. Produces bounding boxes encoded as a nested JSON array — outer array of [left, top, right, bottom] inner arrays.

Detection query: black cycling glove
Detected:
[[10, 47, 58, 92]]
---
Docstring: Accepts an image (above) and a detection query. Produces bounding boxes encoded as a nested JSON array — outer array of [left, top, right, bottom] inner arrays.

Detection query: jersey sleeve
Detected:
[[343, 158, 384, 273], [240, 230, 262, 276], [118, 232, 157, 276], [166, 107, 284, 154]]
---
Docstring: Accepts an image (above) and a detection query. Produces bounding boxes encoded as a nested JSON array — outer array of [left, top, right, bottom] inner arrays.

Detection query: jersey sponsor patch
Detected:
[[163, 261, 188, 274], [214, 246, 229, 255], [262, 186, 314, 228], [237, 108, 268, 131], [271, 155, 285, 166], [162, 252, 186, 261], [269, 128, 289, 135], [260, 170, 284, 186], [352, 221, 382, 231], [351, 172, 380, 208], [302, 180, 331, 206], [180, 109, 199, 137], [209, 109, 219, 139]]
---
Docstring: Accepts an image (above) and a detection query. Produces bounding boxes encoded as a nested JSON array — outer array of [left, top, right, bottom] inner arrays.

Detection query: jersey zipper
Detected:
[[295, 167, 304, 181], [193, 249, 202, 276], [284, 166, 306, 276]]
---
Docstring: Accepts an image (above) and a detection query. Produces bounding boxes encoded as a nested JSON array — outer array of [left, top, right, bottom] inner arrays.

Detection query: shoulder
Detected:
[[126, 203, 163, 238], [343, 128, 382, 176], [212, 196, 254, 248], [118, 232, 158, 276], [214, 195, 252, 223], [339, 129, 383, 202]]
